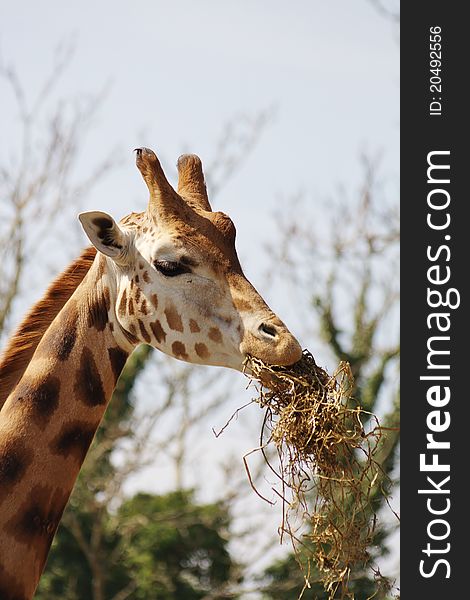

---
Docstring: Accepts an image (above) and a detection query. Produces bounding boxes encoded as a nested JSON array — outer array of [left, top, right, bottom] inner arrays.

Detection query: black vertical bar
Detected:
[[401, 4, 467, 598]]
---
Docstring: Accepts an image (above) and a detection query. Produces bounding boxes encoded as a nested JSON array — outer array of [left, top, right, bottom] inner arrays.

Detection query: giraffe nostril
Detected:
[[258, 322, 278, 340]]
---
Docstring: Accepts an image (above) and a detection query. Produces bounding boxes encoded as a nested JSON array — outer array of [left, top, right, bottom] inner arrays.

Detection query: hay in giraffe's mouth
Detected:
[[242, 350, 386, 599]]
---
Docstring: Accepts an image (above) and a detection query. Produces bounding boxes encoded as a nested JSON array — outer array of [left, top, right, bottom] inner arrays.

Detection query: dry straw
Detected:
[[243, 350, 385, 599]]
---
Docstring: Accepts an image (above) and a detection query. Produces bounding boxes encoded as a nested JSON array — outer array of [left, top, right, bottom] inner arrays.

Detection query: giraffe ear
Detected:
[[79, 211, 128, 261]]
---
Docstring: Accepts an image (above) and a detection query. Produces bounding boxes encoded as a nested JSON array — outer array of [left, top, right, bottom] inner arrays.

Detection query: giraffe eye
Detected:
[[153, 260, 191, 277]]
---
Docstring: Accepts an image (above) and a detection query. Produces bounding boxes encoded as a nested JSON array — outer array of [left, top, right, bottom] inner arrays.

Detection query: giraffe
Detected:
[[0, 147, 302, 599]]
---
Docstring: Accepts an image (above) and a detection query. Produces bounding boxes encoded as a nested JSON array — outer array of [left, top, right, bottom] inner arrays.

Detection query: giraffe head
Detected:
[[79, 148, 301, 371]]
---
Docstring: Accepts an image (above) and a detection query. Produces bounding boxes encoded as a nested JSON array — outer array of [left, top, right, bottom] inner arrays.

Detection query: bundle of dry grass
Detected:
[[243, 350, 385, 599]]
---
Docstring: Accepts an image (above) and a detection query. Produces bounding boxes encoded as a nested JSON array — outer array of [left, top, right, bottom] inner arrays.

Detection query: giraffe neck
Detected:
[[0, 256, 133, 600], [0, 247, 97, 411]]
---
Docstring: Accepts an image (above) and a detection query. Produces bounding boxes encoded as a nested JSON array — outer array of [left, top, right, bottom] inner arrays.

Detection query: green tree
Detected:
[[116, 491, 234, 600], [37, 489, 236, 600]]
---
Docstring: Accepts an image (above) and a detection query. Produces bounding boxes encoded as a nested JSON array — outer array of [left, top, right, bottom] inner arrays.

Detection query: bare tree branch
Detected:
[[0, 45, 117, 337]]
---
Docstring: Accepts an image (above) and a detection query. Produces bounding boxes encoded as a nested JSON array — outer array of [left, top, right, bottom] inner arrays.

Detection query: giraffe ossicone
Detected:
[[0, 147, 301, 600]]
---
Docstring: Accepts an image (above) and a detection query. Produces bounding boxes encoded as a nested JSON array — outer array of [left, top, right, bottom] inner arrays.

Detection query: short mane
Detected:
[[0, 246, 97, 409]]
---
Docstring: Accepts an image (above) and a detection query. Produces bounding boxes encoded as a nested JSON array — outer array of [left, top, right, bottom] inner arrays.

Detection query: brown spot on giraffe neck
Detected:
[[51, 422, 97, 464], [12, 376, 61, 429], [165, 305, 184, 332], [141, 298, 148, 315], [5, 484, 68, 569], [195, 343, 209, 360], [150, 294, 158, 310], [143, 270, 151, 283], [150, 320, 166, 343], [74, 348, 106, 407], [107, 347, 128, 382], [172, 341, 188, 360], [128, 297, 135, 315], [208, 327, 223, 344], [0, 565, 27, 600], [0, 440, 34, 503], [87, 293, 109, 331], [189, 319, 200, 333], [138, 320, 151, 343], [52, 314, 77, 361], [118, 289, 127, 316]]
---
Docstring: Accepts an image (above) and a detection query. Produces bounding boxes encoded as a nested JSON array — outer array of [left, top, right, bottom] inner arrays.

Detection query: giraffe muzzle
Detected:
[[241, 319, 302, 367]]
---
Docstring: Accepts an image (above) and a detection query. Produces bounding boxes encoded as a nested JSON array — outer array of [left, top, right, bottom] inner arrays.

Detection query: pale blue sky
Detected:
[[1, 0, 399, 341], [1, 1, 398, 223]]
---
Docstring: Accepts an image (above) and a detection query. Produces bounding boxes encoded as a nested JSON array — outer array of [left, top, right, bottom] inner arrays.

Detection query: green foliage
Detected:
[[37, 490, 235, 600], [117, 491, 234, 600]]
